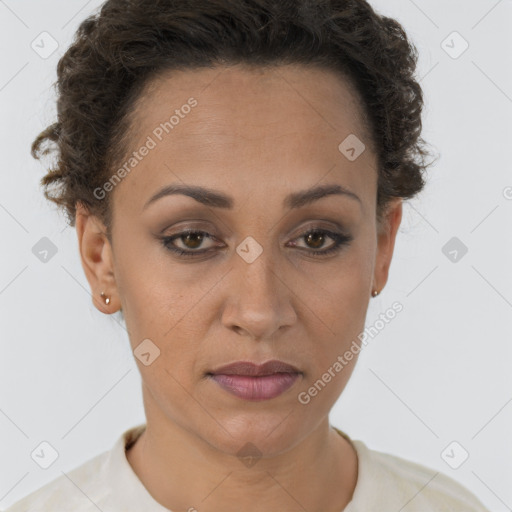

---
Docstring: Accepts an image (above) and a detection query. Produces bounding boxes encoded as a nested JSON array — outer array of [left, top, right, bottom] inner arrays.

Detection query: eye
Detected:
[[161, 229, 219, 258], [288, 228, 353, 257]]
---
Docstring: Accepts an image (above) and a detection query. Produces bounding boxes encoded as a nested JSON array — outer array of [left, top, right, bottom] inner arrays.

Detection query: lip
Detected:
[[208, 359, 301, 377], [207, 360, 302, 401]]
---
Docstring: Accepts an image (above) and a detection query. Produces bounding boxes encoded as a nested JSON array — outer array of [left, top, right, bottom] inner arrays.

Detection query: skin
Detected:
[[76, 64, 402, 512]]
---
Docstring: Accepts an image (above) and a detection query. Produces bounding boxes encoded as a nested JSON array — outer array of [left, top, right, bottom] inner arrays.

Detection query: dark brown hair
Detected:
[[31, 0, 436, 237]]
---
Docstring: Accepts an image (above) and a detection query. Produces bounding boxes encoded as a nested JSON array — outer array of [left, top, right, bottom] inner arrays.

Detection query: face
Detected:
[[77, 64, 402, 456]]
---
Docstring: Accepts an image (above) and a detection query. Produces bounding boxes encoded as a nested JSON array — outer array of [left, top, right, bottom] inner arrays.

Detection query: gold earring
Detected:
[[100, 291, 111, 305], [372, 289, 379, 297]]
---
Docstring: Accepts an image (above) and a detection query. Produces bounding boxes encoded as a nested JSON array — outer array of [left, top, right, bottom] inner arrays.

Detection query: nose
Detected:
[[221, 248, 297, 341]]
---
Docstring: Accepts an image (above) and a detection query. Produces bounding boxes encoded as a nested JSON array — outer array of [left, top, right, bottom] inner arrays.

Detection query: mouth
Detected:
[[206, 360, 302, 401]]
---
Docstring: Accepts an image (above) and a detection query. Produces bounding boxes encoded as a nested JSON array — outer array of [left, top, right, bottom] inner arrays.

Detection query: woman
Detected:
[[5, 0, 490, 510]]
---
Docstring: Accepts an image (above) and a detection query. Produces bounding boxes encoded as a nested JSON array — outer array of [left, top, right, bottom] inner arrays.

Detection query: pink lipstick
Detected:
[[208, 360, 301, 401]]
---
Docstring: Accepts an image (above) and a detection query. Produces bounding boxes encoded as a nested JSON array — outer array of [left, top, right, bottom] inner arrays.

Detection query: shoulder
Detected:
[[2, 449, 109, 512], [347, 437, 490, 511], [2, 424, 147, 512]]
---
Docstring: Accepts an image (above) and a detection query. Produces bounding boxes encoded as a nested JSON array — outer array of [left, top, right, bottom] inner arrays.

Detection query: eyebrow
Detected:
[[142, 183, 362, 211]]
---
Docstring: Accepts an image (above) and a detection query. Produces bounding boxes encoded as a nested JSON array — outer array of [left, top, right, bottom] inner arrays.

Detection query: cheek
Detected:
[[296, 352, 358, 418], [113, 240, 181, 334], [295, 249, 371, 384], [298, 253, 370, 335], [129, 329, 202, 418], [137, 359, 201, 428]]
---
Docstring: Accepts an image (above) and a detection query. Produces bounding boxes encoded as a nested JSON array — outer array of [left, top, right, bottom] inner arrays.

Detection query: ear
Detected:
[[75, 201, 120, 314], [373, 198, 403, 294]]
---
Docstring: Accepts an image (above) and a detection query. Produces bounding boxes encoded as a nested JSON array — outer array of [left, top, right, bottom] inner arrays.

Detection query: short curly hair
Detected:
[[32, 0, 435, 237]]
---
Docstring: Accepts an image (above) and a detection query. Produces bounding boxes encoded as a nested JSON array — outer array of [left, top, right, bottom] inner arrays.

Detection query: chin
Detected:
[[197, 410, 309, 459]]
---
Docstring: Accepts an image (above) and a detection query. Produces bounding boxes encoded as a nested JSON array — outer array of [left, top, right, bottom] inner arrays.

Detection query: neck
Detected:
[[126, 392, 358, 512]]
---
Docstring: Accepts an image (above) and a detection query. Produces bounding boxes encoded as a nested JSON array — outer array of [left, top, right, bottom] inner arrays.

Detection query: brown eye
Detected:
[[181, 232, 205, 249], [161, 229, 218, 257], [304, 231, 327, 249], [290, 228, 353, 258]]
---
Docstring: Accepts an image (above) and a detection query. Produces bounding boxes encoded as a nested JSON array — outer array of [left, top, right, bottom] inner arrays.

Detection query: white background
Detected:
[[0, 0, 511, 510]]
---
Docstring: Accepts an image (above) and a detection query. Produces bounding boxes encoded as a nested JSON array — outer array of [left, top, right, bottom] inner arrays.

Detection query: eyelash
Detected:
[[161, 228, 353, 259]]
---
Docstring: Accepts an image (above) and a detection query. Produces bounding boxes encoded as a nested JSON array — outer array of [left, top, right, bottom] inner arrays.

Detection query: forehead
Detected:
[[112, 64, 376, 213], [135, 63, 369, 142]]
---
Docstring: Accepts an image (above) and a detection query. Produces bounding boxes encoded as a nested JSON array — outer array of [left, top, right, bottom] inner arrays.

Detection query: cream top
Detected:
[[3, 423, 490, 511]]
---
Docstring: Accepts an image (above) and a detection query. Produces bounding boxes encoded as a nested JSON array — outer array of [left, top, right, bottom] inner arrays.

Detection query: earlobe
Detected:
[[75, 202, 119, 314]]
